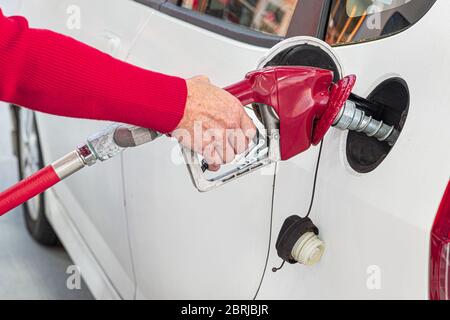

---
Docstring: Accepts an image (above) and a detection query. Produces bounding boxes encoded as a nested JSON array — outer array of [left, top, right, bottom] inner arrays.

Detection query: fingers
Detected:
[[240, 110, 257, 144], [207, 163, 221, 172], [215, 139, 235, 164], [227, 110, 257, 153], [202, 143, 222, 170], [201, 107, 256, 169], [205, 129, 235, 164], [227, 129, 247, 154], [203, 140, 234, 172], [179, 76, 258, 172]]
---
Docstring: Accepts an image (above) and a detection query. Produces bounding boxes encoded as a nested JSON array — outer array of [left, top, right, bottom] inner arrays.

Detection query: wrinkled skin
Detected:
[[173, 76, 256, 171]]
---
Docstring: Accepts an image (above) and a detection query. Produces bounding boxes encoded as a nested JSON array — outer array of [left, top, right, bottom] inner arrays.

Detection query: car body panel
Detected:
[[0, 0, 21, 16], [258, 1, 450, 299], [122, 7, 276, 299]]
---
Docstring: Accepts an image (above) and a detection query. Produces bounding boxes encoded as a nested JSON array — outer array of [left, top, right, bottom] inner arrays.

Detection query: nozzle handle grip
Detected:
[[0, 166, 61, 216]]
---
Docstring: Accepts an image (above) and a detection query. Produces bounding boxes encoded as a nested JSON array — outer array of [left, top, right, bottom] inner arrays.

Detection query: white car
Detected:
[[4, 0, 450, 299]]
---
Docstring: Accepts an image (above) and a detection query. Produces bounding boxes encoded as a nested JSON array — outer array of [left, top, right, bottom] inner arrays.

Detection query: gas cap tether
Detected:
[[275, 216, 325, 266]]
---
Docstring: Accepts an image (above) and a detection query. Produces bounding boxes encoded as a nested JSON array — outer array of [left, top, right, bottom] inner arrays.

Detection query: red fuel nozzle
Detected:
[[225, 66, 356, 160]]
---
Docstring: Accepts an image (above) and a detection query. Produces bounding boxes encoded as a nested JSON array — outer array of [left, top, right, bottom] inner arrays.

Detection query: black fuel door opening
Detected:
[[346, 78, 409, 173]]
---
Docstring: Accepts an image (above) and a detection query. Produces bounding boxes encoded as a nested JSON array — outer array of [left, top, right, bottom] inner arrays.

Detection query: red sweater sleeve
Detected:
[[0, 9, 187, 133]]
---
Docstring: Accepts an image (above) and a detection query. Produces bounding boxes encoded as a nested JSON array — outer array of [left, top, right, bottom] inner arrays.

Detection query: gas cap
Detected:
[[275, 215, 325, 266]]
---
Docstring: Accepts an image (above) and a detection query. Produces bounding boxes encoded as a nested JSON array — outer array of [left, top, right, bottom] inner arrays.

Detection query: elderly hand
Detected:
[[172, 76, 256, 171]]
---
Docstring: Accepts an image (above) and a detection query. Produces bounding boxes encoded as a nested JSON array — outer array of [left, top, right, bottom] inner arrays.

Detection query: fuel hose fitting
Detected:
[[333, 100, 400, 147]]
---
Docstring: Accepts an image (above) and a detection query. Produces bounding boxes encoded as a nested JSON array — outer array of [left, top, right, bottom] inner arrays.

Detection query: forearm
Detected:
[[0, 9, 187, 133]]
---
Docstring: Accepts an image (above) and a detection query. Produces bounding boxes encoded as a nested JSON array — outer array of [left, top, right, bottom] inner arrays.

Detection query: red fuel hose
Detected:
[[0, 165, 60, 216]]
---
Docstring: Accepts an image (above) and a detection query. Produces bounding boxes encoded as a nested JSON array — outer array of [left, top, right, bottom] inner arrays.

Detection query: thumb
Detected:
[[240, 110, 257, 142]]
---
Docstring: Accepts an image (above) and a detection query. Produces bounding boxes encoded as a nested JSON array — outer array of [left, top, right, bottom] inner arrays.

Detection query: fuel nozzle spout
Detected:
[[332, 100, 400, 147]]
